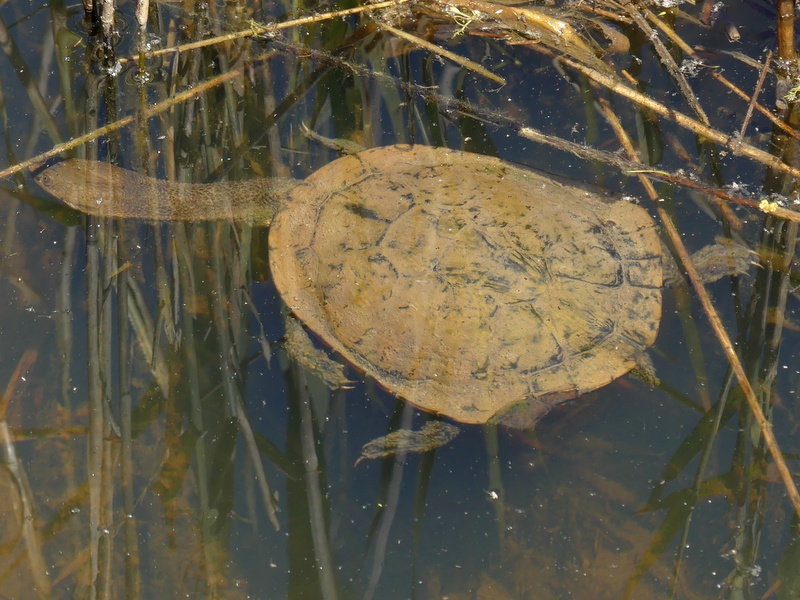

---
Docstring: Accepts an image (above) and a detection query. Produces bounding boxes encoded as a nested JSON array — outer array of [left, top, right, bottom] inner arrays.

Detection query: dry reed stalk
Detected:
[[137, 0, 409, 63], [135, 0, 148, 28], [620, 1, 710, 126], [776, 0, 796, 62], [641, 7, 800, 142], [378, 22, 505, 85], [560, 56, 800, 180], [739, 50, 772, 140]]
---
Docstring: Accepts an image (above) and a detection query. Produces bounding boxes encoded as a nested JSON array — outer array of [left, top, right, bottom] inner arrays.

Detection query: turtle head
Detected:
[[35, 159, 151, 219]]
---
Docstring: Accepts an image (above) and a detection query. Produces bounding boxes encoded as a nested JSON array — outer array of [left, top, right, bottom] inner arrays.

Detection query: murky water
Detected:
[[0, 1, 798, 598]]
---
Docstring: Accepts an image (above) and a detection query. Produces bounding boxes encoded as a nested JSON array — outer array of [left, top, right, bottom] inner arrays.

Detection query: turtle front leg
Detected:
[[283, 317, 355, 390], [662, 241, 755, 286]]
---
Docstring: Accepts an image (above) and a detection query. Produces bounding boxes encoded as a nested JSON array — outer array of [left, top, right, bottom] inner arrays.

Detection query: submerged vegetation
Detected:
[[0, 0, 798, 598]]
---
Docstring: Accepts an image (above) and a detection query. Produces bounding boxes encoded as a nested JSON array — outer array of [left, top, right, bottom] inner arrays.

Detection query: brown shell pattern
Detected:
[[269, 145, 662, 425]]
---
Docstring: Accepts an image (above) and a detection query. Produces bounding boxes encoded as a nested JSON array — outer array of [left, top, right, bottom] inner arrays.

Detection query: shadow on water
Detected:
[[0, 0, 797, 598]]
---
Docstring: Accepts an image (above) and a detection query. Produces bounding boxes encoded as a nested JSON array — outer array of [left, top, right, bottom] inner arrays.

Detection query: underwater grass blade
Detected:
[[235, 395, 281, 531], [363, 405, 413, 600], [0, 352, 51, 595], [117, 252, 143, 599], [85, 216, 107, 595], [173, 223, 226, 593], [0, 418, 52, 596], [410, 429, 439, 598], [125, 273, 170, 394], [209, 223, 241, 417], [668, 379, 737, 597], [641, 386, 740, 511], [626, 474, 735, 598], [0, 15, 62, 145], [624, 494, 692, 598], [484, 424, 506, 542], [670, 279, 713, 409], [296, 373, 339, 600]]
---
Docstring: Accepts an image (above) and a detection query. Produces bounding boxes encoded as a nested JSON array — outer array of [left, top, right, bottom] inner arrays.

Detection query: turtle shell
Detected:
[[268, 145, 662, 426]]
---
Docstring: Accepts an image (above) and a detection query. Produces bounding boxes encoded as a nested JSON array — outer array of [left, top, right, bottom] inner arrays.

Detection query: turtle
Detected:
[[33, 144, 744, 428]]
